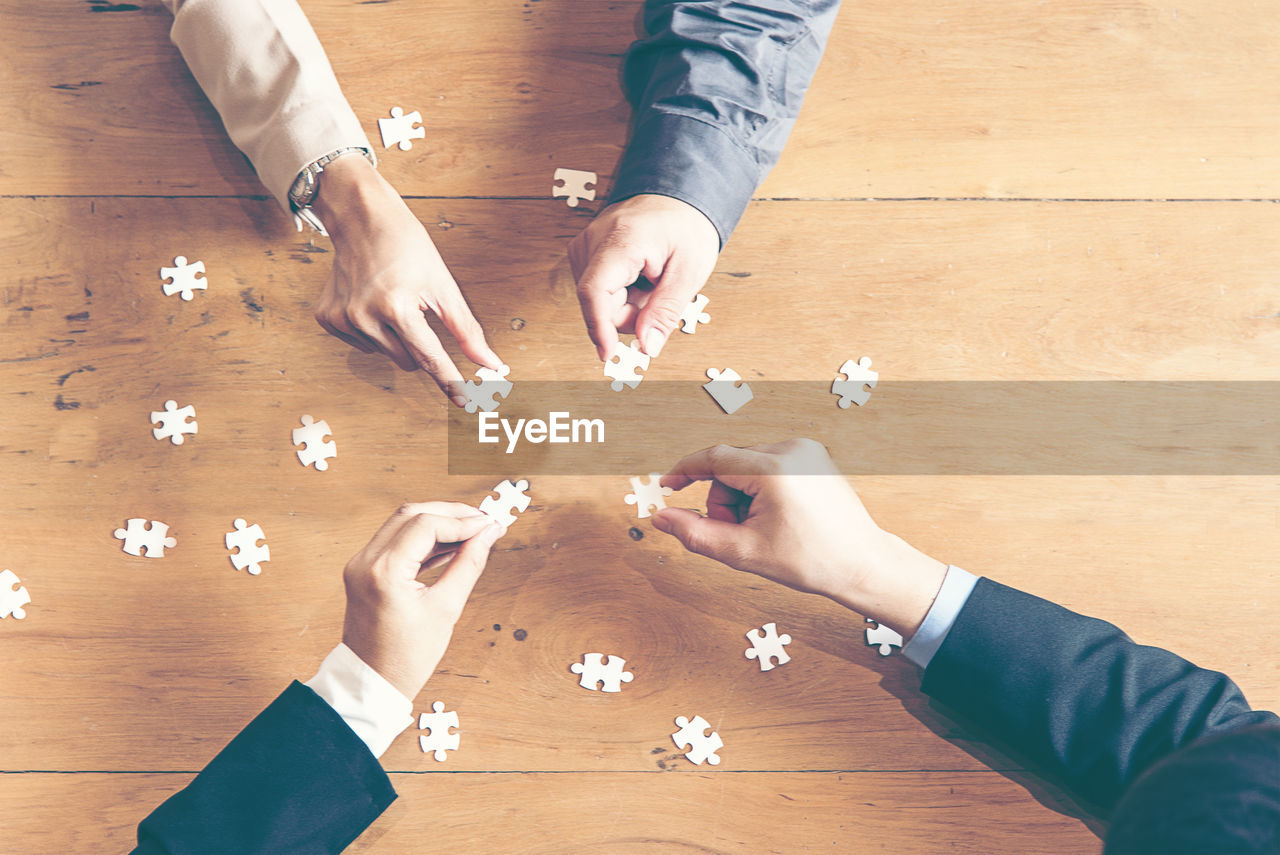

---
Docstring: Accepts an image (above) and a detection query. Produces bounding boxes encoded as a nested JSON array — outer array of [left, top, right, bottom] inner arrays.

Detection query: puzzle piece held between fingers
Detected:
[[480, 478, 531, 527], [160, 256, 207, 301], [151, 400, 198, 445], [225, 519, 270, 576], [672, 715, 723, 766], [703, 368, 754, 415], [865, 618, 904, 656], [570, 653, 634, 693], [604, 342, 650, 391], [463, 364, 513, 414], [624, 473, 672, 519], [378, 106, 425, 151], [0, 570, 31, 620], [418, 701, 460, 761], [552, 168, 597, 207], [744, 622, 792, 671], [114, 518, 177, 558], [293, 415, 337, 471], [832, 357, 878, 408], [677, 294, 711, 334]]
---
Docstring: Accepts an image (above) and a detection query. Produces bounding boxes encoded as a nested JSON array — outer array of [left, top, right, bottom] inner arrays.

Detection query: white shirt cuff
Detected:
[[304, 643, 415, 759], [902, 565, 979, 670]]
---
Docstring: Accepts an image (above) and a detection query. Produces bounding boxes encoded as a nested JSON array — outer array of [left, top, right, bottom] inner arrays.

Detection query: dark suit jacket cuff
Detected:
[[609, 111, 759, 249]]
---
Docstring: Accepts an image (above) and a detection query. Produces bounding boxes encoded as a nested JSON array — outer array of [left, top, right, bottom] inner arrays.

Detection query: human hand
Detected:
[[651, 439, 948, 636], [341, 503, 505, 700], [568, 193, 719, 361], [312, 156, 502, 406]]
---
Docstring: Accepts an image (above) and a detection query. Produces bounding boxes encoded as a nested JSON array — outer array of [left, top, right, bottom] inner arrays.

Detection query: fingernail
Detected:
[[642, 329, 666, 359]]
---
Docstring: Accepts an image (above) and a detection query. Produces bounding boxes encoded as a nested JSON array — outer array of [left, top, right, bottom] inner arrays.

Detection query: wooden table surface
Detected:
[[2, 1, 1277, 852]]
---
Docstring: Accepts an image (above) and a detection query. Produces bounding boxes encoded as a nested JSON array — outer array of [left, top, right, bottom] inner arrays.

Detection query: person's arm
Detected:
[[133, 504, 505, 854], [650, 439, 1278, 811], [160, 0, 502, 400], [571, 0, 842, 362]]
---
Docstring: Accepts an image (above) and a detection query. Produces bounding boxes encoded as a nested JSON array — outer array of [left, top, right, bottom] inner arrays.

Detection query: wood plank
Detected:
[[1, 771, 1102, 853], [2, 1, 1278, 200], [1, 198, 1275, 774]]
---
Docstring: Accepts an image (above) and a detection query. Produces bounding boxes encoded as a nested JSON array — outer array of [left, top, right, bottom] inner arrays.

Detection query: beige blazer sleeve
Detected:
[[161, 0, 374, 210]]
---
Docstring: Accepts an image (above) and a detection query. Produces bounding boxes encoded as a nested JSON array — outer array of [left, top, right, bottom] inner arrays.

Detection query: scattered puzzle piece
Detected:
[[744, 622, 792, 672], [865, 618, 903, 656], [604, 341, 650, 391], [570, 653, 634, 693], [703, 368, 754, 415], [677, 293, 711, 334], [832, 357, 878, 408], [463, 364, 513, 414], [418, 701, 460, 761], [480, 478, 530, 526], [552, 168, 597, 207], [293, 415, 336, 471], [672, 715, 723, 766], [160, 256, 207, 301], [378, 106, 425, 151], [624, 473, 672, 519], [0, 570, 31, 620], [225, 518, 270, 576], [150, 400, 197, 445], [114, 518, 177, 558]]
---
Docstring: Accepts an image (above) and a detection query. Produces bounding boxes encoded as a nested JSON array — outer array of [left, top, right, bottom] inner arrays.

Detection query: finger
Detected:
[[660, 444, 778, 495], [316, 312, 377, 354], [390, 311, 470, 406], [633, 257, 709, 359], [705, 479, 751, 524], [386, 513, 494, 576], [349, 312, 417, 371], [650, 507, 759, 569], [434, 292, 503, 370], [428, 520, 504, 609], [575, 246, 641, 361]]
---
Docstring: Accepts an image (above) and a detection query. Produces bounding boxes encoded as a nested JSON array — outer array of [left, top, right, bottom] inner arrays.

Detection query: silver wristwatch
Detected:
[[288, 146, 376, 235]]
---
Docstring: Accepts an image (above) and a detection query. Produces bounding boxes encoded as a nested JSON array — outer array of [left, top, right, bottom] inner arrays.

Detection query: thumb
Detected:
[[651, 507, 756, 570]]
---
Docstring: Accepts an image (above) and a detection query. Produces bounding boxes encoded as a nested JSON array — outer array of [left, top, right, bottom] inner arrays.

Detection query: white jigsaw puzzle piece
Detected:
[[480, 478, 531, 526], [604, 342, 650, 391], [378, 106, 425, 151], [114, 518, 177, 559], [865, 618, 904, 656], [463, 364, 513, 414], [672, 715, 723, 766], [832, 357, 878, 408], [703, 368, 754, 415], [418, 701, 460, 761], [552, 168, 597, 207], [160, 256, 207, 301], [150, 400, 198, 445], [0, 569, 31, 620], [744, 622, 792, 671], [624, 473, 672, 519], [677, 293, 711, 334], [225, 518, 270, 576], [570, 653, 634, 693], [293, 415, 336, 471]]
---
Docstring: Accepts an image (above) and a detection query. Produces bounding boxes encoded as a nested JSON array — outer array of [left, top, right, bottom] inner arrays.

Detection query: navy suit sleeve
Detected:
[[921, 577, 1278, 811], [611, 0, 843, 247], [133, 681, 397, 855]]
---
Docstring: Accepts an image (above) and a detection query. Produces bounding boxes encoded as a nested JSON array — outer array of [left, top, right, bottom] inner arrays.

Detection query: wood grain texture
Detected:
[[2, 1, 1278, 199], [3, 772, 1103, 853], [3, 0, 1278, 850]]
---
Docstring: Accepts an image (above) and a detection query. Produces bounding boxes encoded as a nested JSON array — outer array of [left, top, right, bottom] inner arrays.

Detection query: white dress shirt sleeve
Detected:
[[304, 643, 416, 759], [902, 565, 979, 670], [160, 0, 374, 209]]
